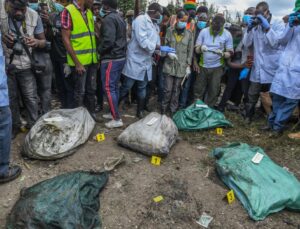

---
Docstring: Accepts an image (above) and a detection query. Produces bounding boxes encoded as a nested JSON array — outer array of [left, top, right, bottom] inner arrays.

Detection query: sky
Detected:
[[157, 0, 295, 19]]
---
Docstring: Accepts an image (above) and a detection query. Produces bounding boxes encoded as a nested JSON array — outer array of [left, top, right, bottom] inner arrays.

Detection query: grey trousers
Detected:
[[194, 66, 224, 107], [7, 68, 38, 128], [162, 74, 182, 113]]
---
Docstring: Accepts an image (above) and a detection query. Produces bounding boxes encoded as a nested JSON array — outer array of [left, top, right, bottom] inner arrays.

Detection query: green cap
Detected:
[[294, 0, 300, 12]]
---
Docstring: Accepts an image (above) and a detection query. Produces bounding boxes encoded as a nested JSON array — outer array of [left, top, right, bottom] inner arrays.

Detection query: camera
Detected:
[[251, 17, 262, 27], [292, 12, 300, 26], [12, 37, 24, 56]]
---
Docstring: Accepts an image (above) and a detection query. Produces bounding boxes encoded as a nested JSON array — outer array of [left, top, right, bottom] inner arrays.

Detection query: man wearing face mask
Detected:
[[243, 1, 285, 124], [0, 0, 46, 138], [120, 3, 175, 118], [179, 6, 209, 109], [161, 9, 193, 115], [194, 14, 233, 108], [98, 0, 127, 128], [260, 0, 300, 136], [61, 0, 98, 120]]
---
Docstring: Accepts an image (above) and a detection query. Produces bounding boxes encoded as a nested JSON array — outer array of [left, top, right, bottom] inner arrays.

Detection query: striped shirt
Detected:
[[61, 0, 88, 30]]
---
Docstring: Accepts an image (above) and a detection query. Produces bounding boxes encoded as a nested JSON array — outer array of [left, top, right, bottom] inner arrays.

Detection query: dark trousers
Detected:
[[70, 64, 97, 113], [162, 75, 182, 113], [179, 71, 195, 109], [120, 74, 149, 102], [157, 57, 165, 103], [0, 106, 12, 176], [54, 61, 74, 109], [36, 53, 52, 114], [245, 82, 271, 119], [219, 68, 250, 109], [101, 59, 125, 120], [8, 68, 38, 128], [96, 67, 104, 108]]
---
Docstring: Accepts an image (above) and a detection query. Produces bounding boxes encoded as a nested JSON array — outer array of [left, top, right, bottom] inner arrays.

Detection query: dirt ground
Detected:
[[1, 99, 300, 229]]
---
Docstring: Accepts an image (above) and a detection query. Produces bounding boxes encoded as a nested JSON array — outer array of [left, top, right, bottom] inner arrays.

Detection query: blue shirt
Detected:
[[0, 32, 9, 107]]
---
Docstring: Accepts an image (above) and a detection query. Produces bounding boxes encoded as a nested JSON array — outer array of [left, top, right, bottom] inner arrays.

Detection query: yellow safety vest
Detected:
[[66, 4, 98, 66]]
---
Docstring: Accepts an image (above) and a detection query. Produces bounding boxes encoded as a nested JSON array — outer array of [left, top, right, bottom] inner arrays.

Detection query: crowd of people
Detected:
[[0, 0, 299, 183]]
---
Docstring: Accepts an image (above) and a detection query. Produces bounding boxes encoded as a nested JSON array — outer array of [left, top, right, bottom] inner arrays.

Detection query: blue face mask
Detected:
[[197, 21, 207, 29], [154, 14, 163, 25], [177, 21, 187, 29], [243, 15, 252, 24], [99, 8, 106, 18]]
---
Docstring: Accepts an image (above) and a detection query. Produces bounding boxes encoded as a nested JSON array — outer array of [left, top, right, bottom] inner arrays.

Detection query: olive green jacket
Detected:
[[163, 27, 194, 78]]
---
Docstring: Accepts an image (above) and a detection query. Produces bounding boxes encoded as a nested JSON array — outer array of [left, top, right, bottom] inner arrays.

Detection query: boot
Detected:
[[136, 98, 145, 119]]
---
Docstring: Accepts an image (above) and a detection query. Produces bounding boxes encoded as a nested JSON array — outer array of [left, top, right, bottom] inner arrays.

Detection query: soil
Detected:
[[1, 99, 300, 229]]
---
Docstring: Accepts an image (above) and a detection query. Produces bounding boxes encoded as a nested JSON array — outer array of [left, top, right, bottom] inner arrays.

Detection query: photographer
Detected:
[[262, 1, 300, 136], [243, 1, 285, 124], [0, 0, 46, 138]]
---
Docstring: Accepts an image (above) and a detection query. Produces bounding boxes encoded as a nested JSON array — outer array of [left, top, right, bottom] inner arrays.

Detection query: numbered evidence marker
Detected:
[[96, 133, 105, 142], [153, 195, 164, 203], [226, 190, 235, 204], [216, 128, 223, 135], [151, 156, 161, 166]]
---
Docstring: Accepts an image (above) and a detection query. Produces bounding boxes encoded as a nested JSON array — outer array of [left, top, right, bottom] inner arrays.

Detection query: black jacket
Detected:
[[98, 11, 127, 60]]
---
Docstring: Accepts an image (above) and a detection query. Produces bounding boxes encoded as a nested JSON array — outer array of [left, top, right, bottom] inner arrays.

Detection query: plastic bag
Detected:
[[212, 143, 300, 220], [23, 107, 95, 160], [173, 100, 232, 131], [6, 171, 108, 229], [118, 112, 178, 157]]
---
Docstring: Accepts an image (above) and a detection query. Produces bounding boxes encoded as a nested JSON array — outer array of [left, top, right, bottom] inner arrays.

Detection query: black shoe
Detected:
[[144, 105, 151, 112], [0, 165, 22, 184], [260, 126, 271, 131], [91, 113, 102, 123], [136, 98, 146, 119], [226, 104, 240, 112], [12, 128, 20, 140], [216, 106, 225, 113], [244, 117, 252, 125], [95, 105, 103, 113]]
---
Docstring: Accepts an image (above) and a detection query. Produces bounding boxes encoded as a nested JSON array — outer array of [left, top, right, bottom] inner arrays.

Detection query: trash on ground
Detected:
[[212, 143, 300, 220], [22, 107, 95, 160], [153, 195, 164, 203], [6, 171, 108, 229], [196, 212, 213, 228], [173, 100, 232, 131], [104, 153, 125, 171], [197, 145, 208, 150], [288, 132, 300, 140], [117, 112, 178, 157]]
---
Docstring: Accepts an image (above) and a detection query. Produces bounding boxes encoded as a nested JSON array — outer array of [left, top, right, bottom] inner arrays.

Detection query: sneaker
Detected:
[[0, 165, 22, 184], [105, 119, 123, 128], [103, 113, 113, 120]]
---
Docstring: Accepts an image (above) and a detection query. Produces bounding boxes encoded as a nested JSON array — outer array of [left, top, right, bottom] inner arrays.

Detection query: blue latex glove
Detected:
[[257, 15, 270, 30], [160, 46, 176, 53], [289, 14, 296, 27], [247, 17, 255, 31], [239, 68, 250, 80]]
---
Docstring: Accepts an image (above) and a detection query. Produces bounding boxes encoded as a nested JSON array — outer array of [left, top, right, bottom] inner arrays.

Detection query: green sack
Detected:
[[173, 100, 232, 131], [6, 171, 108, 229], [212, 143, 300, 220]]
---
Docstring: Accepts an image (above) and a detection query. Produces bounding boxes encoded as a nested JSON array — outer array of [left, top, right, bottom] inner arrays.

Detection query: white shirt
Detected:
[[196, 27, 233, 68]]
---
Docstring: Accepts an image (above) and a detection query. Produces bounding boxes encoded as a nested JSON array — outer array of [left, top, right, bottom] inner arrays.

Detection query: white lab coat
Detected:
[[243, 20, 285, 84], [268, 26, 300, 100], [122, 14, 160, 81]]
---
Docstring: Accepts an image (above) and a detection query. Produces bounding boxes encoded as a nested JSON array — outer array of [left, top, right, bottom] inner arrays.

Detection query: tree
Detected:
[[118, 0, 147, 14]]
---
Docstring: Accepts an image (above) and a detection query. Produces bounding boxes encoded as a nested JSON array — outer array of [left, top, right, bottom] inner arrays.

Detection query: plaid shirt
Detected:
[[61, 0, 87, 30]]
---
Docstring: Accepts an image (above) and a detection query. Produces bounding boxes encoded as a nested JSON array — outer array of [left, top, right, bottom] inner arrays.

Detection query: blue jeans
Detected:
[[101, 59, 126, 120], [119, 74, 148, 101], [268, 93, 299, 131], [0, 106, 12, 176]]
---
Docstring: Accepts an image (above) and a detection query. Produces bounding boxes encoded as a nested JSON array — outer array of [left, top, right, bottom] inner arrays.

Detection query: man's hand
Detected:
[[223, 52, 231, 59], [193, 58, 200, 73], [75, 63, 86, 75], [25, 37, 40, 48], [40, 13, 50, 25], [257, 15, 270, 31], [3, 33, 15, 48], [201, 45, 208, 53]]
